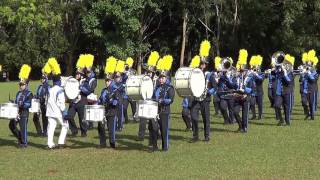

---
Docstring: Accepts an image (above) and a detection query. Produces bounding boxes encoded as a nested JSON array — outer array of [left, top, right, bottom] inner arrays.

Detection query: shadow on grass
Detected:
[[0, 137, 45, 149], [249, 121, 277, 126]]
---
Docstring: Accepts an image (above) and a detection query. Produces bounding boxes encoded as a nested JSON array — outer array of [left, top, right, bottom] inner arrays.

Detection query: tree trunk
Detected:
[[65, 52, 74, 76], [215, 2, 221, 56], [179, 11, 188, 67]]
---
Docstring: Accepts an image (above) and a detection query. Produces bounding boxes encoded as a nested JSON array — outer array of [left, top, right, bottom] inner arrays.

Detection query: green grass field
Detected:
[[0, 78, 319, 179]]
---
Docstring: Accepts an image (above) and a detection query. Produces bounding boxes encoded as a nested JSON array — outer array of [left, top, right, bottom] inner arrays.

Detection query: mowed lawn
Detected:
[[0, 78, 319, 179]]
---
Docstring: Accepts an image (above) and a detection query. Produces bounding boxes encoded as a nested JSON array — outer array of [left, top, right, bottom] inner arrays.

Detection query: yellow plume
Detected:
[[115, 60, 125, 73], [147, 51, 160, 67], [199, 40, 211, 57], [310, 56, 319, 66], [76, 54, 86, 69], [162, 55, 173, 71], [190, 55, 201, 68], [156, 58, 164, 70], [105, 56, 117, 74], [236, 63, 241, 71], [82, 54, 95, 68], [42, 62, 52, 74], [285, 54, 295, 65], [238, 49, 248, 65], [126, 57, 134, 68], [307, 50, 316, 60], [48, 57, 61, 75], [19, 64, 31, 80], [249, 56, 257, 67], [302, 52, 308, 63], [214, 56, 221, 70]]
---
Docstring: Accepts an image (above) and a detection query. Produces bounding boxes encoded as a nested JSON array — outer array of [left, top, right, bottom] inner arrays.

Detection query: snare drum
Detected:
[[84, 105, 105, 122], [136, 100, 158, 119], [29, 99, 40, 113], [174, 67, 205, 98], [0, 103, 19, 119], [64, 77, 80, 100], [125, 75, 154, 101]]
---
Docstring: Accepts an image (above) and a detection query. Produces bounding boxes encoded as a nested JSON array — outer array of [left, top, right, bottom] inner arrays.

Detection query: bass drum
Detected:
[[125, 75, 153, 101], [0, 103, 19, 119], [136, 100, 158, 119], [29, 99, 40, 113], [174, 67, 205, 98], [61, 76, 80, 100], [84, 105, 105, 122]]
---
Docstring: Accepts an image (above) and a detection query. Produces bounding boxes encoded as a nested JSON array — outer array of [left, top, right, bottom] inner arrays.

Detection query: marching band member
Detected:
[[46, 58, 69, 149], [217, 55, 240, 125], [232, 59, 254, 133], [268, 64, 277, 108], [190, 40, 216, 142], [274, 53, 295, 126], [249, 55, 265, 120], [301, 50, 319, 120], [123, 57, 137, 123], [67, 54, 94, 137], [9, 64, 33, 148], [149, 55, 175, 152], [97, 57, 118, 148], [87, 60, 98, 129], [114, 60, 126, 131], [32, 63, 51, 136], [136, 51, 160, 141], [212, 57, 221, 116], [300, 52, 310, 117], [181, 97, 192, 131]]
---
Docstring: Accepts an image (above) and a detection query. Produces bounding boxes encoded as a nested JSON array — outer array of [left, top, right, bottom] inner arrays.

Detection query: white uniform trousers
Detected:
[[47, 117, 69, 148]]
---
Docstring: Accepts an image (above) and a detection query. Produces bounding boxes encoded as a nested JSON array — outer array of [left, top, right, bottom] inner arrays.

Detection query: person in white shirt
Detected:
[[45, 58, 68, 149]]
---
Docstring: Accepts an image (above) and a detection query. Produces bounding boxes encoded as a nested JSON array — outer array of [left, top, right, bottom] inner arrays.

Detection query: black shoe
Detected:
[[81, 133, 87, 137], [204, 136, 210, 142], [110, 143, 116, 149], [57, 144, 65, 149], [304, 115, 310, 120], [47, 145, 55, 150], [250, 116, 256, 120], [240, 128, 247, 133], [277, 121, 285, 126], [189, 137, 199, 143], [148, 146, 158, 153], [258, 116, 262, 120]]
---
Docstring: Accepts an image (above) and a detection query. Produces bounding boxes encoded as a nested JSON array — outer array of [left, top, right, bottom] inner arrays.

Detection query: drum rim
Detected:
[[84, 105, 105, 109], [137, 100, 158, 105], [0, 103, 19, 107]]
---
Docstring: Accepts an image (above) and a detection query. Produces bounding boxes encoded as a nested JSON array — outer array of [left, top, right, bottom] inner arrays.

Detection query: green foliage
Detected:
[[0, 0, 320, 77]]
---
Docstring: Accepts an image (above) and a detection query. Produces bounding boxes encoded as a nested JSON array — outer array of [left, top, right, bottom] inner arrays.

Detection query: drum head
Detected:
[[190, 68, 205, 97], [140, 76, 153, 100], [65, 78, 80, 99]]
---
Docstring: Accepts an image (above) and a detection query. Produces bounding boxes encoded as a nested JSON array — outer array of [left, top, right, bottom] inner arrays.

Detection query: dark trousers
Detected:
[[302, 92, 317, 119], [233, 98, 250, 130], [274, 94, 292, 125], [220, 99, 234, 124], [301, 93, 309, 116], [148, 113, 170, 150], [123, 98, 136, 122], [213, 95, 220, 115], [268, 88, 274, 107], [67, 98, 88, 135], [98, 111, 117, 145], [32, 105, 48, 135], [250, 95, 263, 119], [138, 118, 147, 139], [181, 108, 192, 129], [9, 110, 29, 145], [116, 103, 124, 130], [191, 100, 210, 138]]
